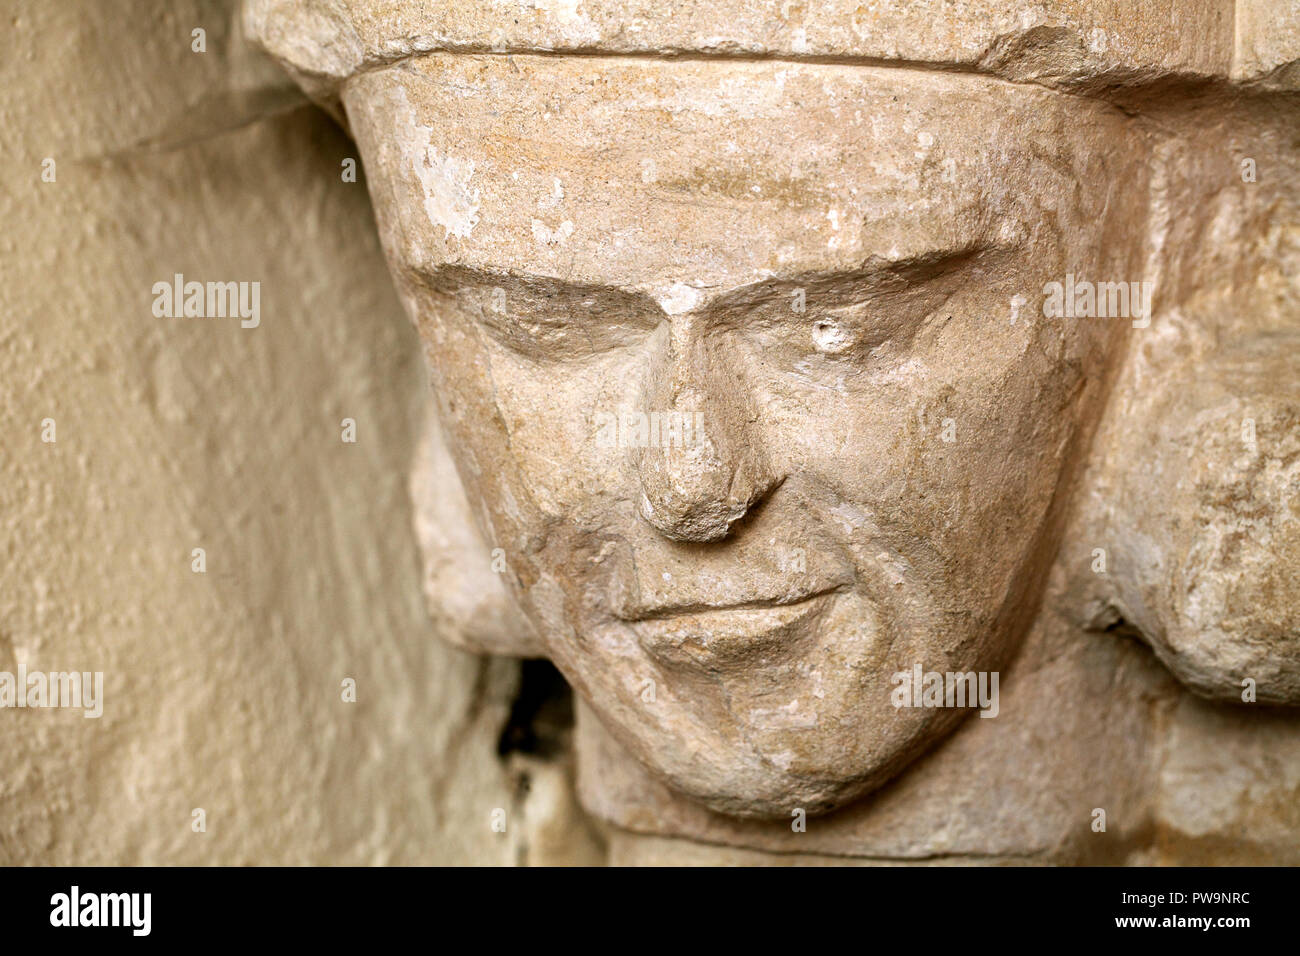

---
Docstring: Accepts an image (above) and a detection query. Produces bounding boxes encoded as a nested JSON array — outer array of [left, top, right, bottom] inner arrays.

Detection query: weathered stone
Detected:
[[245, 0, 1238, 102], [2, 0, 590, 865], [238, 0, 1300, 863], [1235, 0, 1300, 86]]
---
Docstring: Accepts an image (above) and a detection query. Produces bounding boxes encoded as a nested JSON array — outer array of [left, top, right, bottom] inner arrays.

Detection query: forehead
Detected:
[[344, 55, 1128, 305]]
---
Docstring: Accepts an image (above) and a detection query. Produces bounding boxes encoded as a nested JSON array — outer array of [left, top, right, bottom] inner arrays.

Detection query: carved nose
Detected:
[[631, 320, 780, 542]]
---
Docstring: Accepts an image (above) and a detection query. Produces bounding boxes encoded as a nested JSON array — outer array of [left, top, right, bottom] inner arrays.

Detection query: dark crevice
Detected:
[[1082, 598, 1148, 647], [496, 659, 574, 759]]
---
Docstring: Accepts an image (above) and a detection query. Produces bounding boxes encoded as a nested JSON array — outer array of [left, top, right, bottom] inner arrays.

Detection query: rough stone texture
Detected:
[[242, 0, 1299, 863], [576, 573, 1173, 863], [341, 51, 1151, 820], [1154, 694, 1300, 865], [412, 409, 542, 656], [1073, 95, 1300, 706], [244, 0, 1237, 102], [1235, 0, 1300, 85], [9, 0, 1294, 866], [1, 0, 598, 865]]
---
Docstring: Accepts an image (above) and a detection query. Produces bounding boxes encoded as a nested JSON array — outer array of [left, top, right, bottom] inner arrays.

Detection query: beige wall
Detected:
[[0, 0, 598, 864]]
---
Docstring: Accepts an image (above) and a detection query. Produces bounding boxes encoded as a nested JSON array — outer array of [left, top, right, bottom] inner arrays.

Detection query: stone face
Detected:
[[342, 53, 1148, 819], [245, 0, 1300, 862]]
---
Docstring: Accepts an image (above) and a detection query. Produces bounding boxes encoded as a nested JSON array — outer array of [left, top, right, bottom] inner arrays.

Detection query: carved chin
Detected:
[[566, 585, 987, 820], [599, 687, 972, 821]]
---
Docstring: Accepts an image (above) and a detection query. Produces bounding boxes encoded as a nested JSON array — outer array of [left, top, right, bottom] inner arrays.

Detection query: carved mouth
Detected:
[[625, 591, 840, 669]]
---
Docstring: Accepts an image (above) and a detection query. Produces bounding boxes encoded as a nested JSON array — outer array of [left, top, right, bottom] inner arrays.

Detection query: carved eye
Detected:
[[811, 318, 853, 354]]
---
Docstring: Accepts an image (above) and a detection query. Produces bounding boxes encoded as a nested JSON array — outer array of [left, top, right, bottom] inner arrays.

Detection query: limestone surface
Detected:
[[44, 0, 1284, 863]]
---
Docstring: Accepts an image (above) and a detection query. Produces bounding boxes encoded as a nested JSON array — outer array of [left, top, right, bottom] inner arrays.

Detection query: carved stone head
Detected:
[[247, 0, 1300, 821]]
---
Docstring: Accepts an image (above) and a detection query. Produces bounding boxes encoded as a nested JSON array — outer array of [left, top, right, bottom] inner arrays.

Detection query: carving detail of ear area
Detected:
[[1079, 332, 1300, 706], [410, 401, 543, 658]]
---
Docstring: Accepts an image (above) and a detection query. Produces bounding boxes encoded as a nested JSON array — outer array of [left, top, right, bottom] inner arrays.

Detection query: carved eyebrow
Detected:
[[701, 243, 992, 314], [413, 263, 662, 314], [412, 243, 994, 317]]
